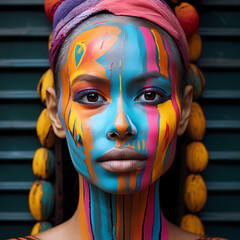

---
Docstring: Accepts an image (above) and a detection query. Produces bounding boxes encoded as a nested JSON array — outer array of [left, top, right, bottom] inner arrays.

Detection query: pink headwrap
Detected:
[[48, 0, 189, 72]]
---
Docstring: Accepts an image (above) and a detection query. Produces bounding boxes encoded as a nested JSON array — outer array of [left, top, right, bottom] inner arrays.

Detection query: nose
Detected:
[[107, 107, 137, 141], [107, 126, 137, 140]]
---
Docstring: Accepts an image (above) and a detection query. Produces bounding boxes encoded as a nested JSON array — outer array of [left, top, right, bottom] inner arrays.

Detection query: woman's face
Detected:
[[57, 19, 183, 194]]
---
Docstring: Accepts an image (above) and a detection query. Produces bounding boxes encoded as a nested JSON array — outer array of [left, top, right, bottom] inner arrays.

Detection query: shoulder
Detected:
[[6, 236, 40, 240], [197, 237, 229, 240]]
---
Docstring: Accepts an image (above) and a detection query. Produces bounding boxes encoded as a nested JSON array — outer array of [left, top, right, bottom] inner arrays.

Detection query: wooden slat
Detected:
[[197, 59, 240, 69], [0, 121, 36, 131], [200, 0, 240, 7], [209, 151, 240, 162], [0, 0, 44, 6], [200, 212, 240, 222], [0, 181, 32, 191], [0, 59, 49, 68], [0, 212, 34, 221], [206, 181, 240, 191], [199, 28, 240, 38], [0, 28, 51, 37], [0, 151, 35, 161], [202, 90, 240, 100], [206, 120, 240, 130], [0, 90, 39, 100]]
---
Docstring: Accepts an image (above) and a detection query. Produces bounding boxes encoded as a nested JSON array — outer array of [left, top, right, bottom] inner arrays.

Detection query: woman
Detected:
[[8, 0, 227, 239]]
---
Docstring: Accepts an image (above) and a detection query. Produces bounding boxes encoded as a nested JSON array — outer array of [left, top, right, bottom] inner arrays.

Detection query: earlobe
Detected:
[[177, 85, 193, 136], [46, 87, 66, 139]]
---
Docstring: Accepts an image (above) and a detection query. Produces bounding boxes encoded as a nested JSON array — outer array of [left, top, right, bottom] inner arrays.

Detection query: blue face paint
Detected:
[[58, 20, 181, 194]]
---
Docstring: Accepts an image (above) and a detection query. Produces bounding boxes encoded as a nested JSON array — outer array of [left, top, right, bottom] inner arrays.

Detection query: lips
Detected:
[[97, 148, 147, 173]]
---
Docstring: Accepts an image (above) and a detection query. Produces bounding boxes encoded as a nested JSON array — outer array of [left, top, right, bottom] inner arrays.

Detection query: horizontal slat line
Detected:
[[0, 28, 51, 37], [200, 0, 240, 7], [0, 59, 49, 68], [0, 121, 36, 130], [209, 151, 240, 161], [206, 182, 240, 191], [0, 0, 44, 6], [0, 90, 40, 100], [196, 59, 240, 69], [201, 90, 240, 100], [0, 182, 33, 191], [199, 28, 240, 38], [0, 151, 35, 160], [206, 120, 240, 130], [200, 212, 240, 222], [1, 0, 240, 7], [0, 212, 34, 222], [1, 90, 239, 101]]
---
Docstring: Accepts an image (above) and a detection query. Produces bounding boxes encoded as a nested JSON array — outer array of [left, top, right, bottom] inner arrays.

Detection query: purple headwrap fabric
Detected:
[[50, 0, 189, 72]]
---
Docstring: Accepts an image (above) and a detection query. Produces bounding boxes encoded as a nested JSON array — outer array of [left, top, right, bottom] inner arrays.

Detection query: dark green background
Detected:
[[0, 0, 240, 239]]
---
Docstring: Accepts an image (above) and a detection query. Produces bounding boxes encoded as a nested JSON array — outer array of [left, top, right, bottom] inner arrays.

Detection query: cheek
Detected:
[[147, 100, 179, 181]]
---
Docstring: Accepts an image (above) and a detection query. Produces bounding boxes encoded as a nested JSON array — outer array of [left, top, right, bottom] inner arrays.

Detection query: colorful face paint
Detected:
[[58, 20, 182, 194], [77, 175, 169, 240]]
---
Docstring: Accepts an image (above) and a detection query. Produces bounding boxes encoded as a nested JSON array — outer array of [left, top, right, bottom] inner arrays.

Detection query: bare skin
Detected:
[[36, 209, 202, 240]]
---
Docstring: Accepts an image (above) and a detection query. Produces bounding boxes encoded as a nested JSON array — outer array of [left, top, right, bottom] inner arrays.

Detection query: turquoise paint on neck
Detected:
[[77, 177, 168, 240]]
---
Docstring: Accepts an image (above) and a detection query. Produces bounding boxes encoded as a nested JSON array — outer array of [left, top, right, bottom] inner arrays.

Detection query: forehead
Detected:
[[60, 15, 182, 86]]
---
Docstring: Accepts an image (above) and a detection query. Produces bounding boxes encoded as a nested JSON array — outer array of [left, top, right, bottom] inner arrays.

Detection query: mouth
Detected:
[[96, 148, 147, 173]]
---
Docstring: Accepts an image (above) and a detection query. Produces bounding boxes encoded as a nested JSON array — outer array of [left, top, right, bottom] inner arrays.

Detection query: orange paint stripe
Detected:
[[115, 75, 129, 144], [174, 65, 181, 115], [124, 195, 132, 240], [116, 195, 124, 240], [130, 187, 149, 239], [151, 29, 169, 79], [78, 177, 91, 239], [142, 139, 145, 150], [26, 236, 40, 240], [137, 140, 140, 151]]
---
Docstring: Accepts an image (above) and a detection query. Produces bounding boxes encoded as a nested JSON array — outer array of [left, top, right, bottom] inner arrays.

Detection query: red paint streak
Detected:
[[161, 36, 180, 175], [162, 35, 180, 123], [83, 178, 94, 240], [100, 32, 108, 49], [139, 26, 159, 82], [164, 122, 169, 152], [139, 27, 160, 190], [108, 62, 113, 98], [143, 181, 155, 238]]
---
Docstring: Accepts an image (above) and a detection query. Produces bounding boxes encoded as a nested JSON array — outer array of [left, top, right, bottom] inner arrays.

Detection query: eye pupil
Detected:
[[87, 93, 98, 102], [144, 92, 156, 100]]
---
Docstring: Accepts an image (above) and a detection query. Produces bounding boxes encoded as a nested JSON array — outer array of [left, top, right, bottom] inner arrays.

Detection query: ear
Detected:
[[46, 87, 66, 138], [177, 85, 193, 136]]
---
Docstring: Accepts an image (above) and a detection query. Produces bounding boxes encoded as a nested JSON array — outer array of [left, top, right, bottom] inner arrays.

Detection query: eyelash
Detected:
[[72, 87, 170, 106], [135, 87, 171, 105], [73, 89, 107, 105]]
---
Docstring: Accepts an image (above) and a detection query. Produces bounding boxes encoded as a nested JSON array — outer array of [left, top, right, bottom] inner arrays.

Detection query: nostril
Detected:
[[109, 132, 119, 139], [125, 132, 133, 137]]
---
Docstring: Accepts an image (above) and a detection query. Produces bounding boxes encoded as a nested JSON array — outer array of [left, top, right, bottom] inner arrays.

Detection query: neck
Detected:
[[74, 175, 169, 240]]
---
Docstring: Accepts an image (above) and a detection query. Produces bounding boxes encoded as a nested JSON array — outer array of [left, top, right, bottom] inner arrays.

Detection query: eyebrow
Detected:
[[131, 71, 169, 85], [71, 74, 109, 86], [71, 72, 168, 86]]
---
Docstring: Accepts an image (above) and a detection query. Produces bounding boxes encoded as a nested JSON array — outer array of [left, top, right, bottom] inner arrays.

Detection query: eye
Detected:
[[135, 87, 170, 105], [73, 90, 107, 105]]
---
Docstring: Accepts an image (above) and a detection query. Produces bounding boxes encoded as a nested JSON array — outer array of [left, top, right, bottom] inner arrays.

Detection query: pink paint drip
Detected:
[[143, 181, 155, 238], [161, 210, 169, 240], [139, 27, 159, 190], [163, 122, 169, 152], [83, 178, 94, 240], [161, 36, 180, 174], [108, 62, 113, 97], [162, 35, 180, 123], [140, 26, 159, 81]]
